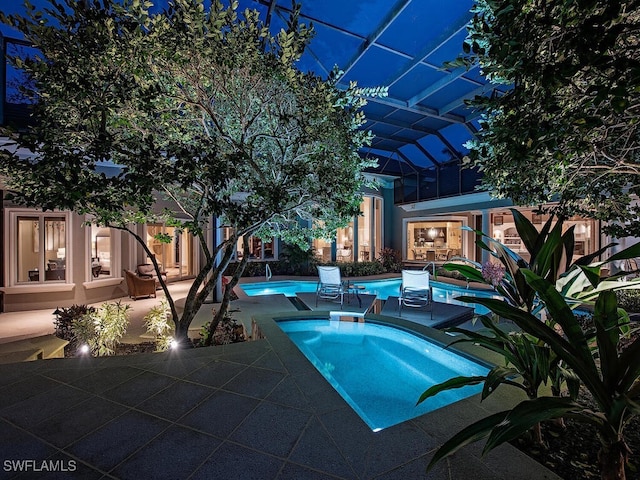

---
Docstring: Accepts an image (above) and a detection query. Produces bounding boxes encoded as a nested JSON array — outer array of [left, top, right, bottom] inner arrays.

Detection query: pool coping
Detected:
[[234, 274, 497, 301]]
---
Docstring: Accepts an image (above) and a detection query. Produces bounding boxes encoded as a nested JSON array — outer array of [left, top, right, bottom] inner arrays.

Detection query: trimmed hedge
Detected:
[[315, 261, 385, 277]]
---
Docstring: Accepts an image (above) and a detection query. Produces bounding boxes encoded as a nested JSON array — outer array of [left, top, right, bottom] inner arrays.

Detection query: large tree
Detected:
[[0, 0, 385, 344], [456, 0, 640, 237]]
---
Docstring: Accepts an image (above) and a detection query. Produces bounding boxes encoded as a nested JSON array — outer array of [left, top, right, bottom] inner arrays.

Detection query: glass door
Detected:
[[146, 224, 194, 280]]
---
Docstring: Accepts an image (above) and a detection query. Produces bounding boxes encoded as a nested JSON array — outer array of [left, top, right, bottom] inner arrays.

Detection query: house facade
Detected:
[[1, 170, 613, 313], [0, 190, 204, 312]]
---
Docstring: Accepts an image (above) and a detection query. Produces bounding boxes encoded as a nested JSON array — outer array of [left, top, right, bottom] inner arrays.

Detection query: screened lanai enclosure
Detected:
[[1, 0, 506, 203], [235, 0, 508, 202]]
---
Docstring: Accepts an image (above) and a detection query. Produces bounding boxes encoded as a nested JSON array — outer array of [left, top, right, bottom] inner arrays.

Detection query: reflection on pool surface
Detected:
[[278, 319, 489, 431], [240, 278, 497, 314]]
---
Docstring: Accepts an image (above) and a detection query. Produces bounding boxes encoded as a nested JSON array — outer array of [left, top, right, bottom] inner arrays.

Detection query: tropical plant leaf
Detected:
[[483, 397, 581, 453], [520, 270, 614, 404], [560, 226, 575, 273], [483, 365, 523, 399], [457, 293, 600, 398], [427, 411, 509, 471], [604, 241, 640, 264], [442, 263, 485, 283], [594, 290, 621, 390], [521, 270, 593, 363], [530, 222, 563, 281], [571, 278, 640, 302], [573, 242, 617, 266], [511, 208, 541, 256], [619, 336, 640, 392], [417, 375, 486, 405], [577, 264, 602, 289]]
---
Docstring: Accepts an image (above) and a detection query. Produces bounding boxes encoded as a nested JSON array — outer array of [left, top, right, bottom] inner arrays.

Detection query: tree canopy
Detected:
[[456, 0, 640, 237], [0, 0, 385, 341]]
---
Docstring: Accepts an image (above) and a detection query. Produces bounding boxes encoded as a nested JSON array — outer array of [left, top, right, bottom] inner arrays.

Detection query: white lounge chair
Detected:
[[316, 266, 347, 307], [398, 269, 432, 318]]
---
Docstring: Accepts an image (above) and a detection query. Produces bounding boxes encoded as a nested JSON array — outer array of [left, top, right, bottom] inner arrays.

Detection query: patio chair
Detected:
[[124, 269, 156, 300], [398, 269, 432, 319], [316, 266, 347, 307], [136, 264, 167, 289]]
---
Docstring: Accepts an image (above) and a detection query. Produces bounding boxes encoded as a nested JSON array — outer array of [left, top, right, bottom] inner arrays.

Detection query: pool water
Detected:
[[278, 319, 489, 431], [241, 278, 496, 314]]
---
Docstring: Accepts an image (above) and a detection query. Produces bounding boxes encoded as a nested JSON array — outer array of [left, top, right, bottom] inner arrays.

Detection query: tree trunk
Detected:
[[203, 235, 251, 347], [172, 237, 236, 346], [599, 440, 629, 480], [174, 321, 192, 348]]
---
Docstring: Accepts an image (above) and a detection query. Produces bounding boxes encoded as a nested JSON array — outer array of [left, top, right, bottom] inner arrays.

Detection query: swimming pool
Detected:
[[240, 277, 497, 313], [278, 319, 489, 431]]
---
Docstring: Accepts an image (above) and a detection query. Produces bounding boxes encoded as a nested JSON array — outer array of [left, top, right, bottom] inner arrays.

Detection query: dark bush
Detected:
[[314, 261, 385, 277], [616, 289, 640, 313], [53, 304, 96, 347], [274, 243, 318, 275], [376, 248, 402, 273]]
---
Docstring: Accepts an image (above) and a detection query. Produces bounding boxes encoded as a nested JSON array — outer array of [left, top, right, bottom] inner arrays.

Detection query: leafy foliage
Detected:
[[454, 0, 640, 236], [72, 301, 130, 356], [200, 309, 245, 346], [617, 289, 640, 313], [443, 208, 634, 314], [143, 299, 173, 352], [0, 0, 386, 342], [53, 304, 97, 348], [422, 213, 640, 479], [376, 248, 402, 273], [273, 243, 318, 276], [316, 261, 386, 277]]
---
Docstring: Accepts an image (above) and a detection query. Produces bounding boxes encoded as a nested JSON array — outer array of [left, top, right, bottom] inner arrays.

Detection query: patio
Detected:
[[0, 278, 561, 479]]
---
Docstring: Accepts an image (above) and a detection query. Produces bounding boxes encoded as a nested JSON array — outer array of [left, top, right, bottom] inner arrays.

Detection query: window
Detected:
[[491, 211, 598, 262], [89, 224, 114, 280], [13, 212, 69, 284], [146, 223, 195, 280], [312, 195, 384, 263], [358, 197, 372, 261], [336, 222, 354, 262], [221, 227, 276, 261], [312, 227, 332, 263], [405, 219, 463, 262], [357, 196, 383, 262]]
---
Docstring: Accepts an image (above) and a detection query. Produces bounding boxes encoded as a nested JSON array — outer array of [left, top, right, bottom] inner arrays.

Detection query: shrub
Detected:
[[200, 309, 245, 346], [616, 289, 640, 313], [377, 248, 402, 273], [143, 299, 173, 351], [225, 261, 275, 278], [72, 301, 130, 356], [53, 304, 96, 348], [277, 243, 318, 275], [314, 260, 385, 277]]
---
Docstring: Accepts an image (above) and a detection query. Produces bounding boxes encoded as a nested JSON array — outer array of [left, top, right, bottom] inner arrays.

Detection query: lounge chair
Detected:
[[124, 269, 156, 300], [398, 269, 432, 318], [316, 266, 347, 307]]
